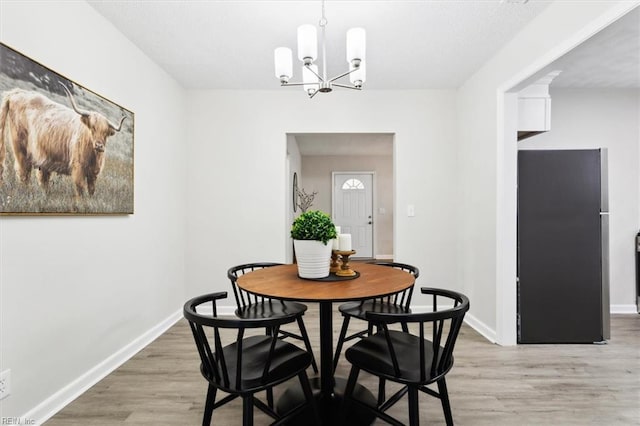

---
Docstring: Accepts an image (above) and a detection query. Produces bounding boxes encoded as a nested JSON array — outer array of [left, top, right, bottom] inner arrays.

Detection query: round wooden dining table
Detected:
[[237, 262, 415, 425]]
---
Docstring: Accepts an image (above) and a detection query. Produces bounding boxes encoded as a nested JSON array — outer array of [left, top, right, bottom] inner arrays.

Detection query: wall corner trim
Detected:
[[464, 313, 498, 345], [26, 309, 184, 424], [411, 305, 499, 344]]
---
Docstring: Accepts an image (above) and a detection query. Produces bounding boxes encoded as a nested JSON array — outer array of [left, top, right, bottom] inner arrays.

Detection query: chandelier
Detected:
[[273, 0, 366, 98]]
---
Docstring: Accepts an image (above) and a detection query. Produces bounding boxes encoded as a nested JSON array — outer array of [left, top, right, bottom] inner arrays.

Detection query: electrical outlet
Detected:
[[0, 369, 10, 400]]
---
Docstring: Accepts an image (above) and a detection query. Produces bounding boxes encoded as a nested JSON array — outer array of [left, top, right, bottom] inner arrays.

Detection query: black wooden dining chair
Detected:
[[227, 263, 318, 373], [184, 292, 320, 426], [333, 261, 419, 372], [341, 287, 469, 426]]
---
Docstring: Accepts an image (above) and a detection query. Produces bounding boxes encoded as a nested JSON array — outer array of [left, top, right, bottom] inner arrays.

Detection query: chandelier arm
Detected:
[[331, 83, 362, 90], [328, 67, 358, 83], [280, 82, 308, 87], [305, 64, 326, 82]]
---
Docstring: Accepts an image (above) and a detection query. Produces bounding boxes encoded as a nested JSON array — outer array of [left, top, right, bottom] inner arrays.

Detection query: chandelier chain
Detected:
[[319, 0, 327, 27], [320, 0, 328, 81]]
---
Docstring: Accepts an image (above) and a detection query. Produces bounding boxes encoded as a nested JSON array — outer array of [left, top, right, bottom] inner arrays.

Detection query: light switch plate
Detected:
[[407, 205, 415, 217]]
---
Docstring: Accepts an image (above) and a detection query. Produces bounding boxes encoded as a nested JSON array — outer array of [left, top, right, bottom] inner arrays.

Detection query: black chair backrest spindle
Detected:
[[227, 263, 283, 310], [364, 261, 420, 309]]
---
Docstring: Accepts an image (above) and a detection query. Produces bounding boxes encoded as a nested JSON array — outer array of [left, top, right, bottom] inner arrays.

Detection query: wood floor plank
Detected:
[[45, 309, 640, 425]]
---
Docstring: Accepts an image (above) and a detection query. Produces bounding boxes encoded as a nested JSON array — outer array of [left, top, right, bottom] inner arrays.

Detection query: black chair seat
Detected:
[[339, 300, 411, 319], [235, 300, 307, 320], [346, 330, 448, 385], [212, 335, 312, 392]]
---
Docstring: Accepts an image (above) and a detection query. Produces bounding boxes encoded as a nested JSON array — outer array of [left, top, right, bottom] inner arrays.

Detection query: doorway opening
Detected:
[[286, 133, 394, 263], [497, 5, 638, 345]]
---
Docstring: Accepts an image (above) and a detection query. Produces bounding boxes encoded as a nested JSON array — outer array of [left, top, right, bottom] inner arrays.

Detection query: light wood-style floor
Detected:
[[45, 308, 640, 425]]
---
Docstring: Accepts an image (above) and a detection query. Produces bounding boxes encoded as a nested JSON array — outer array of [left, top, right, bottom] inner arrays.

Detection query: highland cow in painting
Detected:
[[0, 83, 126, 197]]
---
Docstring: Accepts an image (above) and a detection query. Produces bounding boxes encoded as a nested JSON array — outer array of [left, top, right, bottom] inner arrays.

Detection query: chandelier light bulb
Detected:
[[346, 27, 366, 64], [303, 64, 319, 95], [297, 24, 318, 64], [349, 61, 366, 88], [274, 47, 293, 83]]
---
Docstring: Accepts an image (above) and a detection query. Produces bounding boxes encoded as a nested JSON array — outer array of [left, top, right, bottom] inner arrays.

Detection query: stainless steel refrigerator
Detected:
[[517, 149, 610, 343]]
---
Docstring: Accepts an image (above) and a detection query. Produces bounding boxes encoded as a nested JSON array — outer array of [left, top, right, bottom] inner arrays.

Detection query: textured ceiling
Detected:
[[87, 0, 552, 90], [549, 7, 640, 88]]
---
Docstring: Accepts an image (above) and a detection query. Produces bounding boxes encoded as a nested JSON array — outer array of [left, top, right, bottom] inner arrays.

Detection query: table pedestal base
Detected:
[[276, 376, 376, 425]]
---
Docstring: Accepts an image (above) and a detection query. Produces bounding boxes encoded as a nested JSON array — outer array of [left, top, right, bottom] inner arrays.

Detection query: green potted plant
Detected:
[[291, 210, 337, 278]]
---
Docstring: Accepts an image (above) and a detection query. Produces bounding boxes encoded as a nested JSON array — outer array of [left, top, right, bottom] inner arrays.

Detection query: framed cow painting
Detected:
[[0, 43, 134, 214]]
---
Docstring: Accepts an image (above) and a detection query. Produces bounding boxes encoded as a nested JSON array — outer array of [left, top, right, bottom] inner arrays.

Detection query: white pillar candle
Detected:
[[332, 238, 340, 250], [338, 234, 352, 251], [332, 226, 341, 250]]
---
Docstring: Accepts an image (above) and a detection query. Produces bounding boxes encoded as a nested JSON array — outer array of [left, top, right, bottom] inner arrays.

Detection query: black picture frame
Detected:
[[292, 172, 298, 212]]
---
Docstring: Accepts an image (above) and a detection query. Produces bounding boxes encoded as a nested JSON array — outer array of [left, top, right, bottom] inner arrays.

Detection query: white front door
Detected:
[[332, 173, 373, 258]]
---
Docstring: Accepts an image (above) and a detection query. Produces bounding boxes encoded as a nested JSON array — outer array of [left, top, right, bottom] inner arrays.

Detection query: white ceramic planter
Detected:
[[293, 239, 333, 279]]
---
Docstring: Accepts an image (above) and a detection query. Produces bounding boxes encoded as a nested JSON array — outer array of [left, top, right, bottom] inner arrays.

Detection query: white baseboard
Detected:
[[611, 304, 638, 314], [411, 305, 497, 344], [463, 312, 497, 344], [27, 309, 183, 425], [461, 306, 638, 347], [462, 306, 639, 345], [375, 254, 394, 260], [196, 304, 236, 316]]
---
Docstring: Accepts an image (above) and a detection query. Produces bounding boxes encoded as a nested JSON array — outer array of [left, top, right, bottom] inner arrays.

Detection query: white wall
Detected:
[[185, 89, 459, 304], [519, 88, 640, 309], [301, 154, 394, 257], [0, 1, 187, 421], [286, 135, 302, 263], [457, 1, 640, 343]]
